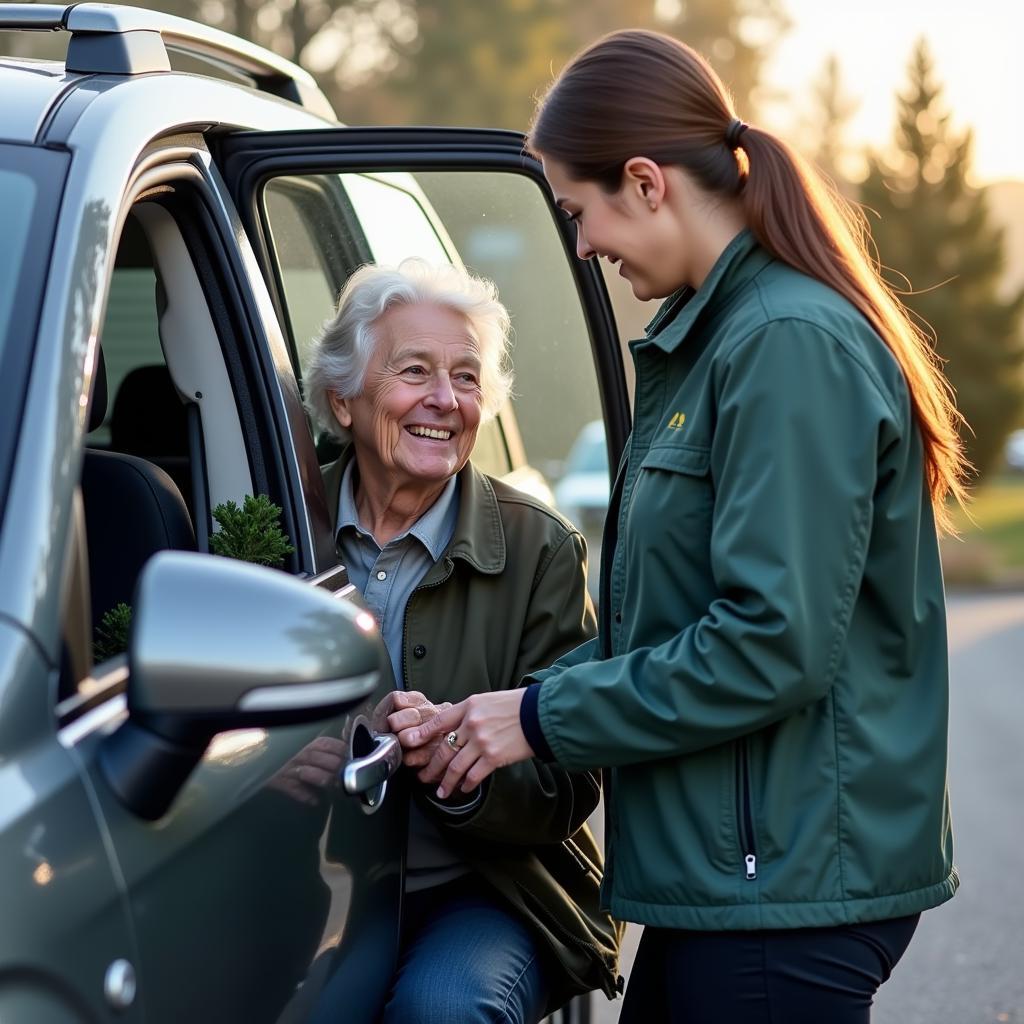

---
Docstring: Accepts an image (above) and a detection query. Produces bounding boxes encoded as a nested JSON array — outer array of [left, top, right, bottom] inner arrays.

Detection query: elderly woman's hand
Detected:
[[400, 690, 535, 798], [387, 690, 453, 769]]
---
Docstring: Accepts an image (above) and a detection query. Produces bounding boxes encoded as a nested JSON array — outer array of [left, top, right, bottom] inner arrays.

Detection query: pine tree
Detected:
[[654, 0, 789, 117], [860, 39, 1024, 480], [314, 0, 790, 128], [805, 53, 858, 193]]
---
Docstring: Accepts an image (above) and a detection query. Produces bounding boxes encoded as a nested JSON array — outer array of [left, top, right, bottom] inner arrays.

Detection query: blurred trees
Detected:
[[652, 0, 789, 118], [861, 39, 1024, 480], [2, 0, 786, 127], [804, 54, 859, 192], [335, 0, 789, 127], [336, 0, 576, 127]]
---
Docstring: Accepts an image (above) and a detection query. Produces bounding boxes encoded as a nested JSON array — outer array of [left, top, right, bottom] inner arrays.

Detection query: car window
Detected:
[[0, 168, 36, 347], [342, 172, 452, 266], [412, 170, 610, 590], [88, 273, 164, 446], [263, 171, 513, 481], [262, 168, 609, 593], [0, 145, 68, 521]]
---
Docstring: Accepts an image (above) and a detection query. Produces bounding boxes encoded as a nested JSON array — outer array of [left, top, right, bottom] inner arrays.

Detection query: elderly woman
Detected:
[[304, 258, 620, 1024]]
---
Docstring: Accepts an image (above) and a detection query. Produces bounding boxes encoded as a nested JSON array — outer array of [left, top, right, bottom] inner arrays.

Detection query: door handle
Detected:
[[343, 732, 401, 797]]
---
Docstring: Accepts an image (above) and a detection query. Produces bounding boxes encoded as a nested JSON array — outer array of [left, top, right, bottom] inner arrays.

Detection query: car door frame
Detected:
[[219, 125, 633, 1024]]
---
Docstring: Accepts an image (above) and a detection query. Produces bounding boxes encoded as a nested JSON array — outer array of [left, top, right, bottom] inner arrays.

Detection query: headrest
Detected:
[[110, 364, 188, 457], [87, 346, 108, 434]]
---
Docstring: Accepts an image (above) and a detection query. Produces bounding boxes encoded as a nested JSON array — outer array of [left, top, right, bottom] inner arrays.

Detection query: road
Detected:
[[590, 591, 1024, 1024]]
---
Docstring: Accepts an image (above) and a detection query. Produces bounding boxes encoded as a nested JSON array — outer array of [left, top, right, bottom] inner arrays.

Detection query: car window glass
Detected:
[[261, 169, 609, 595], [263, 182, 340, 375], [413, 170, 609, 592], [88, 265, 164, 446], [342, 172, 451, 266], [0, 169, 36, 349], [263, 172, 511, 482]]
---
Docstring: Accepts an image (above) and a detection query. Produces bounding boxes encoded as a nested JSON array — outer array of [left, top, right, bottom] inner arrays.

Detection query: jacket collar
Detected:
[[322, 444, 506, 576], [642, 229, 772, 355]]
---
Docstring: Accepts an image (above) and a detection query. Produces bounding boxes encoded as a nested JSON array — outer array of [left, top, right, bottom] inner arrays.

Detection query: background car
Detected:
[[555, 420, 612, 534], [553, 420, 612, 600], [0, 5, 629, 1022], [1004, 428, 1024, 471]]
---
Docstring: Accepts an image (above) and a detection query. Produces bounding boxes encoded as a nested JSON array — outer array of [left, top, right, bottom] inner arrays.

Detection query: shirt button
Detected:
[[413, 645, 427, 659], [376, 570, 387, 581], [614, 611, 622, 624]]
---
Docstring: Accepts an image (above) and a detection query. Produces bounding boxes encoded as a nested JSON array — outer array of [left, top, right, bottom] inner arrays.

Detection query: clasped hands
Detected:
[[386, 689, 536, 800]]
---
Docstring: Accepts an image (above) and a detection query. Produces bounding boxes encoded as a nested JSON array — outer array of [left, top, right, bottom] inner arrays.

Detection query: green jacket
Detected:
[[532, 230, 958, 931], [322, 452, 623, 1008]]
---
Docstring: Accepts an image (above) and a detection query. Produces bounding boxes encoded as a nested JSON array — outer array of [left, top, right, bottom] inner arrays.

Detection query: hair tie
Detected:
[[725, 118, 749, 148]]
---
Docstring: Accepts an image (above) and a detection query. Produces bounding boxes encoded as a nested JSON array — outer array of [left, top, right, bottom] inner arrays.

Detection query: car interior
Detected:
[[77, 195, 257, 680]]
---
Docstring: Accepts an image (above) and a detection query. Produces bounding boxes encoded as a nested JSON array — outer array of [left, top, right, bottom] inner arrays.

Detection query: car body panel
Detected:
[[0, 60, 82, 143], [0, 619, 141, 1022]]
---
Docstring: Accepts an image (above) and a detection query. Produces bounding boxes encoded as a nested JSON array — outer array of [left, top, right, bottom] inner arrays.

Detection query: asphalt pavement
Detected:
[[590, 591, 1024, 1024]]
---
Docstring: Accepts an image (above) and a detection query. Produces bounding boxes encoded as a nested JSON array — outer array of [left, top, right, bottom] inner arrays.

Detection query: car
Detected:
[[0, 6, 630, 1023], [1005, 429, 1024, 471], [554, 420, 612, 536]]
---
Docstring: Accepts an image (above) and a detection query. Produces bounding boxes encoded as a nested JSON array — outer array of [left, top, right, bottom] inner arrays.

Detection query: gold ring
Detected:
[[446, 731, 462, 751]]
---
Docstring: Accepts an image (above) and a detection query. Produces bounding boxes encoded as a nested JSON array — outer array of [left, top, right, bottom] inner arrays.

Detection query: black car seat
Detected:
[[109, 363, 193, 511], [82, 349, 196, 627]]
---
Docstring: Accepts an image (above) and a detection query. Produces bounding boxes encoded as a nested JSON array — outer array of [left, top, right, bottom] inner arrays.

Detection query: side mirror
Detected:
[[100, 551, 384, 820]]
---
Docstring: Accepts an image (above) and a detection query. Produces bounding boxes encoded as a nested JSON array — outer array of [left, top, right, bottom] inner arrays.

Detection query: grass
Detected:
[[941, 473, 1024, 586]]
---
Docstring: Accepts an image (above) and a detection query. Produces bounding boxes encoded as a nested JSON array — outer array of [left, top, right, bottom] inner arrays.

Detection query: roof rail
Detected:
[[0, 3, 335, 119]]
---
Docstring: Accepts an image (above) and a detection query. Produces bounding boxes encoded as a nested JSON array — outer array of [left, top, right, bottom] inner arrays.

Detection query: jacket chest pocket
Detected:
[[624, 444, 714, 570]]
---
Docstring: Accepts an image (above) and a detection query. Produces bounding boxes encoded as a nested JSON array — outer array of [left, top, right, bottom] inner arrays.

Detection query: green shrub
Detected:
[[93, 602, 133, 664], [209, 494, 295, 568]]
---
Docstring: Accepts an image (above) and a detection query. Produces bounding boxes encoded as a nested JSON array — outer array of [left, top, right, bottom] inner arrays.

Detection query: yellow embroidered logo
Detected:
[[667, 412, 686, 429]]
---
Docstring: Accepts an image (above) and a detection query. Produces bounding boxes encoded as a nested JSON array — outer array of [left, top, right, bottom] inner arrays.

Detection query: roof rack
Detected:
[[0, 3, 335, 119]]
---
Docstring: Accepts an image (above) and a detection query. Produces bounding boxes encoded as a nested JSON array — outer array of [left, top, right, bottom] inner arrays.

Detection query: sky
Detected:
[[759, 0, 1024, 185]]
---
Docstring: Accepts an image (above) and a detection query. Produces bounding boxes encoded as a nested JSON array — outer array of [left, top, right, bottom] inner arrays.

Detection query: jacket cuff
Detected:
[[421, 782, 485, 815], [520, 683, 556, 762]]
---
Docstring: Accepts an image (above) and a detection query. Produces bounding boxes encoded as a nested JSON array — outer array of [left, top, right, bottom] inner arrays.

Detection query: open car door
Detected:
[[217, 126, 633, 1024]]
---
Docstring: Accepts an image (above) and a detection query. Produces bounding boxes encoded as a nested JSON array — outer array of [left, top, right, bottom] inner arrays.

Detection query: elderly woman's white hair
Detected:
[[305, 258, 514, 440]]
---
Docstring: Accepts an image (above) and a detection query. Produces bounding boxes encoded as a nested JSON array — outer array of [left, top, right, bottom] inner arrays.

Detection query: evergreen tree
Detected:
[[654, 0, 789, 117], [860, 39, 1024, 480], [805, 53, 858, 193], [342, 0, 576, 128]]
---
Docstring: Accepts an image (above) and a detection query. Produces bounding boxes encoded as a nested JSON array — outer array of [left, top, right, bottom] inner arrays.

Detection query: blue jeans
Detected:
[[381, 874, 550, 1024]]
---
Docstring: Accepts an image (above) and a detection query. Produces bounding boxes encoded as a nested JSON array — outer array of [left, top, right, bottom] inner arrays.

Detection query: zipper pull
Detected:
[[744, 854, 757, 880]]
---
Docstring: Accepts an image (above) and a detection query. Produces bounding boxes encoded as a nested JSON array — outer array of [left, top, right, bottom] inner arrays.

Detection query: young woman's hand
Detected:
[[397, 690, 535, 798]]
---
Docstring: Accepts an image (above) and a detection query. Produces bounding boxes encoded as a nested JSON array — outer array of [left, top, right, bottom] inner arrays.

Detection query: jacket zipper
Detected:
[[736, 738, 757, 880]]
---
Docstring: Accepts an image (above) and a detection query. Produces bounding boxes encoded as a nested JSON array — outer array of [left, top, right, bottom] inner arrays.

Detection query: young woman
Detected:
[[397, 28, 968, 1023]]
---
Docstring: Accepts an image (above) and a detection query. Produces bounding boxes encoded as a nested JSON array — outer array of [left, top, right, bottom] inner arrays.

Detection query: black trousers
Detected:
[[618, 914, 920, 1023]]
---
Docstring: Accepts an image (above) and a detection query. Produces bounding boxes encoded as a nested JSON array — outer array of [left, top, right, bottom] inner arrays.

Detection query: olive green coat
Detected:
[[323, 451, 622, 1008], [532, 230, 958, 932]]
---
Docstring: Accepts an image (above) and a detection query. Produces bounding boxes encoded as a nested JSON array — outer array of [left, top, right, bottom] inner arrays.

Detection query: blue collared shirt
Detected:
[[335, 458, 459, 689]]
